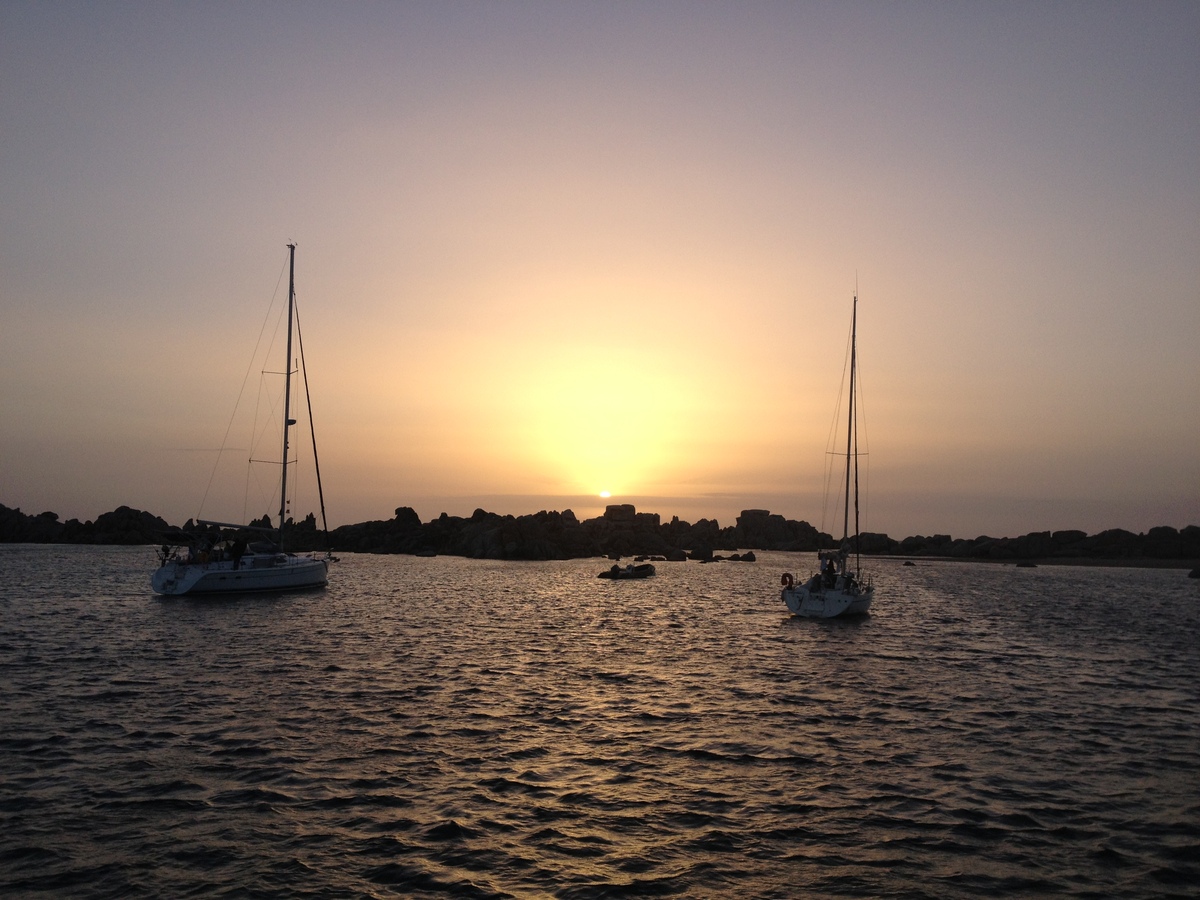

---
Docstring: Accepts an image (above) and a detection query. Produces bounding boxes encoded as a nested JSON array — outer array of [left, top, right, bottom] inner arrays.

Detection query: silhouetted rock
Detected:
[[1011, 531, 1053, 558], [855, 532, 899, 554], [0, 504, 172, 544], [1052, 530, 1088, 547], [90, 506, 174, 544], [1184, 526, 1200, 557], [2, 501, 1197, 568], [892, 534, 954, 556], [604, 504, 637, 522], [0, 505, 65, 542], [395, 506, 422, 529], [735, 509, 824, 550]]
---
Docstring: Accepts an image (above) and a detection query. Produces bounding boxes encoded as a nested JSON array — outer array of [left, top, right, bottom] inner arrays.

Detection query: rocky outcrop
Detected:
[[1, 506, 65, 542], [0, 504, 172, 545], [891, 525, 1200, 563], [251, 504, 809, 560], [733, 509, 825, 551], [324, 509, 1200, 563]]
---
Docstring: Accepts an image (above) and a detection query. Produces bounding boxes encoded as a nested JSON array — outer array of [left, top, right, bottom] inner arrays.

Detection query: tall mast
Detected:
[[843, 291, 857, 543], [278, 243, 297, 545], [852, 296, 862, 571]]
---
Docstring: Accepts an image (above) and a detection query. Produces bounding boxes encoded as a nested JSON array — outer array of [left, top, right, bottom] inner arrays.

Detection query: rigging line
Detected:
[[196, 250, 291, 521], [244, 363, 284, 525], [293, 300, 331, 542], [244, 370, 266, 527], [245, 449, 275, 525], [820, 316, 855, 534], [246, 294, 294, 526]]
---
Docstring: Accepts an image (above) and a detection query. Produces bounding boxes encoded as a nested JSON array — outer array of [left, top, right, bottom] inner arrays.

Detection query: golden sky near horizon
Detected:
[[1, 2, 1197, 538]]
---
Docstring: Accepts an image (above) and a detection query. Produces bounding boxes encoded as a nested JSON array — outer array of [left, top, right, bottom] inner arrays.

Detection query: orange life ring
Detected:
[[780, 572, 794, 590]]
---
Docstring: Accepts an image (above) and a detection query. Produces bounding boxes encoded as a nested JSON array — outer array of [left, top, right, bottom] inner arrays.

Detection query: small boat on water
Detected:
[[152, 244, 331, 596], [599, 563, 656, 579], [780, 291, 875, 618]]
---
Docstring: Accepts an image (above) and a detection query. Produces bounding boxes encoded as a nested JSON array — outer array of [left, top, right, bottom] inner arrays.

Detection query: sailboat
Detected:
[[151, 244, 331, 596], [780, 291, 874, 618]]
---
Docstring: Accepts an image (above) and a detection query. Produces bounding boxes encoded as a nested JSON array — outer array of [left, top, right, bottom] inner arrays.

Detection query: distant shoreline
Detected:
[[2, 502, 1197, 568], [875, 555, 1200, 571]]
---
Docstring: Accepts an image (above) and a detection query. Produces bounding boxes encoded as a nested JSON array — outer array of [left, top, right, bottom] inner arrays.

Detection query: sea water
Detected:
[[0, 544, 1196, 898]]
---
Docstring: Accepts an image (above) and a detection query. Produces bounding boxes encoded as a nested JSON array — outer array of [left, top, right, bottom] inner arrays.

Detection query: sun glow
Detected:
[[501, 342, 693, 499]]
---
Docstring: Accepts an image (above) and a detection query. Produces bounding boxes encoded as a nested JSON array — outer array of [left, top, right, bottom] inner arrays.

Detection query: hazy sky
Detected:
[[2, 2, 1197, 539]]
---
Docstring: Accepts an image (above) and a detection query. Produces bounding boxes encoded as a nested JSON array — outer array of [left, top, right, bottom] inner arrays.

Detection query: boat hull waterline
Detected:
[[152, 554, 328, 595], [781, 575, 873, 618]]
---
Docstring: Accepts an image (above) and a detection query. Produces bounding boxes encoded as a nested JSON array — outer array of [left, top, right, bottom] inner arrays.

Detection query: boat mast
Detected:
[[277, 243, 297, 546], [843, 291, 857, 545], [851, 292, 862, 572]]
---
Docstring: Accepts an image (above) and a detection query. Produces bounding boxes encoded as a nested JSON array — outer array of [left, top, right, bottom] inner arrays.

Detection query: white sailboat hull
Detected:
[[782, 578, 873, 618], [151, 553, 328, 596]]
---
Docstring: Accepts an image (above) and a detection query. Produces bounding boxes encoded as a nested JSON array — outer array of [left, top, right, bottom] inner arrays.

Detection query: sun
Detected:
[[489, 339, 699, 502]]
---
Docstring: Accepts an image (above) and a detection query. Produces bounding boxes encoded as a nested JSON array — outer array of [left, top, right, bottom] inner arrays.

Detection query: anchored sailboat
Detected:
[[151, 244, 331, 595], [780, 292, 874, 618]]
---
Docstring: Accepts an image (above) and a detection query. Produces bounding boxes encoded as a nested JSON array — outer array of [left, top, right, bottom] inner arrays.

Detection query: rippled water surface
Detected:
[[1, 545, 1198, 898]]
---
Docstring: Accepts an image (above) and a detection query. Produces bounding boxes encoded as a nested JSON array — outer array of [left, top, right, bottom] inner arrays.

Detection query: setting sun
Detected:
[[491, 339, 697, 500]]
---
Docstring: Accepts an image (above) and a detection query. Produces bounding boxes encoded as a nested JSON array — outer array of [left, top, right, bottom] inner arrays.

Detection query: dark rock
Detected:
[[90, 506, 174, 544], [1145, 525, 1184, 558], [0, 504, 175, 545], [1010, 531, 1053, 558], [1052, 530, 1088, 546], [603, 504, 637, 522], [0, 505, 65, 542], [855, 532, 899, 554], [4, 500, 1198, 570], [895, 534, 954, 555], [1182, 526, 1200, 557], [735, 509, 824, 551], [394, 506, 422, 529]]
